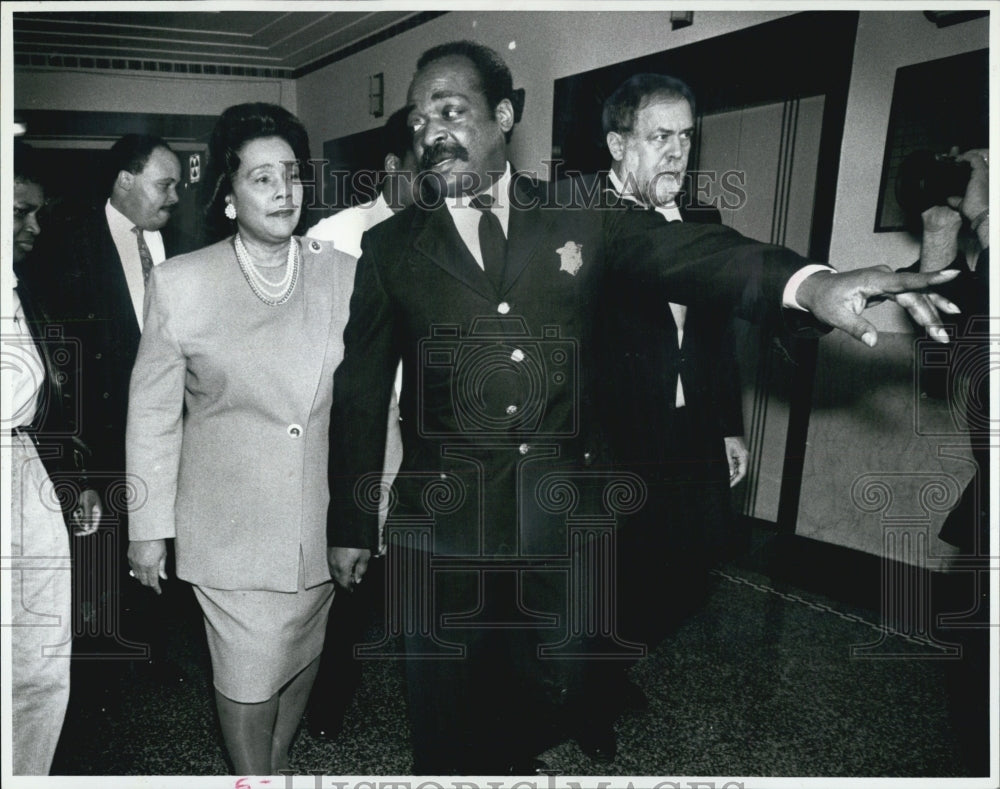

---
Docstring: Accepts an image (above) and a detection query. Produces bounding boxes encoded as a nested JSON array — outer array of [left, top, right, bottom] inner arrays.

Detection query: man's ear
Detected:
[[384, 153, 402, 172], [606, 132, 625, 162], [494, 99, 515, 135], [116, 170, 134, 192]]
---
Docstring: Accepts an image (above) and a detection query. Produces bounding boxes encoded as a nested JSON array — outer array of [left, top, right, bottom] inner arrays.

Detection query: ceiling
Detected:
[[12, 9, 446, 78]]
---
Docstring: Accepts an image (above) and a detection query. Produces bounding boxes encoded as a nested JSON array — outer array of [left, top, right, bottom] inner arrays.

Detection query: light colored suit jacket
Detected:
[[127, 236, 356, 591]]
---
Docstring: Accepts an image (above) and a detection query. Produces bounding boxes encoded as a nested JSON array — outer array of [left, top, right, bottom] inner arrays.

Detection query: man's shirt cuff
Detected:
[[784, 264, 836, 310]]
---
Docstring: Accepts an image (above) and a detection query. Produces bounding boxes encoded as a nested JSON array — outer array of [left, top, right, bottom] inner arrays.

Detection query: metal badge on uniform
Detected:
[[309, 240, 321, 252], [556, 241, 583, 276]]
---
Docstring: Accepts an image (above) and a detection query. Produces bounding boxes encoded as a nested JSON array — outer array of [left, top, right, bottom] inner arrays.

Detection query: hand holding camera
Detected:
[[947, 148, 988, 248]]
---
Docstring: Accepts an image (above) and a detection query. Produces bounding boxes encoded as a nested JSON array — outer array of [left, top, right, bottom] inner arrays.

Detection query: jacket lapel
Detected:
[[412, 204, 496, 301], [500, 175, 554, 294], [96, 216, 142, 341]]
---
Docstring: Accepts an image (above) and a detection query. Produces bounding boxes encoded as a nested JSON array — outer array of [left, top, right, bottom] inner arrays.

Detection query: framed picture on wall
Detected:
[[873, 48, 988, 233]]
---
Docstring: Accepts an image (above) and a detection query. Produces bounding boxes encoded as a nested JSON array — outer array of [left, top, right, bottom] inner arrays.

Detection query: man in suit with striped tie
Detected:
[[32, 134, 186, 685]]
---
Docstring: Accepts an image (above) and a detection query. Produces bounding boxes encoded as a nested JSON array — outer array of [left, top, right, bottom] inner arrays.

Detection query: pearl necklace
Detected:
[[234, 234, 299, 306]]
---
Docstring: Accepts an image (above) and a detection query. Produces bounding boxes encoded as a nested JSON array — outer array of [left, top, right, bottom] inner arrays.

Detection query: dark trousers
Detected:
[[614, 409, 736, 650], [394, 549, 575, 774], [306, 557, 384, 733]]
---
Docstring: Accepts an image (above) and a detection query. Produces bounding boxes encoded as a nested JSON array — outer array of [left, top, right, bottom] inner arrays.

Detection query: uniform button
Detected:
[[287, 424, 302, 437], [583, 451, 593, 466], [102, 392, 110, 399], [497, 302, 511, 315], [87, 313, 95, 319], [506, 404, 518, 415], [95, 353, 102, 359], [510, 349, 525, 363], [439, 473, 447, 480], [518, 443, 530, 455]]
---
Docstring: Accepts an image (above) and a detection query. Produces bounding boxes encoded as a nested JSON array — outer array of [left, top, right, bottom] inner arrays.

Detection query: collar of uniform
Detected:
[[445, 162, 513, 235]]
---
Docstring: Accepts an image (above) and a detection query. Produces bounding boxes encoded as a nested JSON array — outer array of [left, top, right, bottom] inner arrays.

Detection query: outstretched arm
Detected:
[[606, 207, 960, 346], [794, 267, 959, 347]]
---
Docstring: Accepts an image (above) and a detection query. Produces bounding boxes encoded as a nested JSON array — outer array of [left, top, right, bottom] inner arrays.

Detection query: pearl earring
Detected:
[[224, 202, 237, 220]]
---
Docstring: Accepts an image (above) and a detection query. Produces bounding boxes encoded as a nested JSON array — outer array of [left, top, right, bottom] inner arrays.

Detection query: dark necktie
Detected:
[[132, 226, 154, 287], [471, 193, 507, 291]]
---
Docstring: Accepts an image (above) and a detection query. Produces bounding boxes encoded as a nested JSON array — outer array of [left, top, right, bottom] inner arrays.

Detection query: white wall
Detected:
[[15, 69, 296, 117], [828, 11, 989, 333], [296, 10, 794, 179], [796, 10, 988, 564]]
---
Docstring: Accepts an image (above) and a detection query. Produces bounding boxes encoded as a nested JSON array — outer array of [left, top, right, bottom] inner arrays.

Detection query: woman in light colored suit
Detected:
[[126, 103, 355, 773]]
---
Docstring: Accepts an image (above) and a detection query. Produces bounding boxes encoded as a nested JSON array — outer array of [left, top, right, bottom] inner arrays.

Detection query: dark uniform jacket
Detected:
[[327, 174, 814, 558]]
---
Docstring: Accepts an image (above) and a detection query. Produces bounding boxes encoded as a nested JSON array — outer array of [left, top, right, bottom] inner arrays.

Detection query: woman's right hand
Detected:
[[128, 539, 169, 594]]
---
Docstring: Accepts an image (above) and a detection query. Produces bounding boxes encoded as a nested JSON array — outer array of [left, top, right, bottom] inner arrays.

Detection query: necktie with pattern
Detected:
[[132, 226, 154, 287]]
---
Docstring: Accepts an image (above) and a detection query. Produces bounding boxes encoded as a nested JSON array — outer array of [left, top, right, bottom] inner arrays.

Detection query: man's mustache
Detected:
[[420, 142, 470, 171]]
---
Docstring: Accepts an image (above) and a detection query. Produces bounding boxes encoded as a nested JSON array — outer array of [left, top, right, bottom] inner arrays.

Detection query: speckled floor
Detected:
[[50, 528, 990, 779]]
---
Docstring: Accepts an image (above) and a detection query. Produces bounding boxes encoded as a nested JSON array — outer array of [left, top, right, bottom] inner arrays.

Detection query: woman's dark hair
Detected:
[[203, 102, 311, 242]]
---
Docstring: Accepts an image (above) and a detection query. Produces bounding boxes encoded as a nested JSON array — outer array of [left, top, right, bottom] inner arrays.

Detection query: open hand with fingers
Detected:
[[795, 266, 961, 346]]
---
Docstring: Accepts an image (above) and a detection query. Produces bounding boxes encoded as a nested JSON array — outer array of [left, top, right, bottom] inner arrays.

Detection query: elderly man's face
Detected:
[[407, 55, 513, 198], [13, 179, 44, 266], [611, 97, 694, 207]]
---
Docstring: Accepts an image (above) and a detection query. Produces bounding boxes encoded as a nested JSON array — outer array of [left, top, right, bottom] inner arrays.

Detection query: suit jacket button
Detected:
[[583, 451, 593, 466], [519, 443, 530, 455], [497, 302, 511, 315], [510, 349, 525, 363], [506, 404, 518, 415], [95, 353, 102, 359], [309, 240, 321, 252], [87, 313, 95, 319], [102, 392, 110, 399], [288, 424, 302, 437]]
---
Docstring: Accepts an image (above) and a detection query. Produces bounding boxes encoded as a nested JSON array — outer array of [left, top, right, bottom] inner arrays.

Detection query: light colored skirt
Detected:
[[192, 558, 334, 703]]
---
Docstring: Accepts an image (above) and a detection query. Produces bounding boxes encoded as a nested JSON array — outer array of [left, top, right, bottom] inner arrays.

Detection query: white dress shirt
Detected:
[[106, 200, 166, 331], [307, 193, 396, 259], [445, 163, 513, 269]]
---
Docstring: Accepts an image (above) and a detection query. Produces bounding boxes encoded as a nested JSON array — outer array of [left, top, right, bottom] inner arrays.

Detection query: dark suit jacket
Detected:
[[327, 174, 813, 556], [31, 204, 182, 504], [596, 183, 744, 473]]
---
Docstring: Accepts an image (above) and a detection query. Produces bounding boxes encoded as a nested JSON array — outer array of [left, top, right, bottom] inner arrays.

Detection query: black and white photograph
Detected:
[[1, 3, 996, 788]]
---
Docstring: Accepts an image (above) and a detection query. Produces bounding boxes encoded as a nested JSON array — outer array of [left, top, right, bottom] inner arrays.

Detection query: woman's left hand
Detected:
[[128, 539, 169, 594]]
